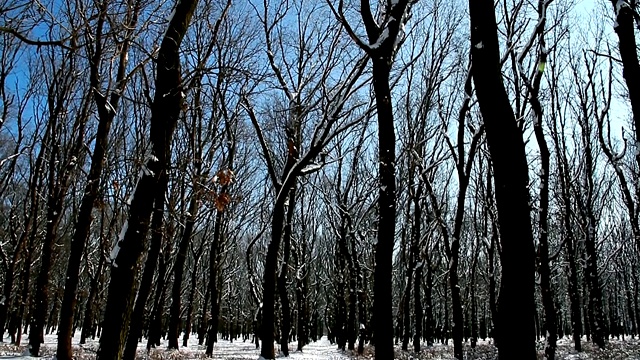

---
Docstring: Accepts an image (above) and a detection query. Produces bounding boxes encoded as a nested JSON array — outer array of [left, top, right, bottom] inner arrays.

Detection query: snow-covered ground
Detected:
[[0, 331, 352, 359], [0, 332, 638, 359]]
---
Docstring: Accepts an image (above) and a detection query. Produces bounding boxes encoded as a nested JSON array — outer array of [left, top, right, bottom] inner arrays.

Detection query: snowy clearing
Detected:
[[0, 332, 638, 359]]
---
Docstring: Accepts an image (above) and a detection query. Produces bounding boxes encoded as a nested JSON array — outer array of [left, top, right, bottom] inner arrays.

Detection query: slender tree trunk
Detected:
[[122, 180, 167, 360], [168, 196, 200, 349], [206, 210, 224, 356], [30, 119, 87, 355], [425, 262, 434, 346], [81, 256, 104, 345], [0, 110, 51, 340], [15, 233, 34, 347], [198, 283, 210, 346], [294, 233, 308, 351], [277, 187, 295, 356], [371, 54, 397, 360], [610, 2, 640, 256], [96, 1, 198, 358], [56, 0, 138, 354], [182, 255, 200, 347], [469, 1, 537, 358], [147, 238, 171, 350], [412, 184, 423, 352]]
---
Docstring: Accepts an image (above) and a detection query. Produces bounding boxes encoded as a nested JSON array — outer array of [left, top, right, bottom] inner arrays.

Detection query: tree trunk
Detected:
[[0, 107, 52, 340], [81, 256, 105, 345], [168, 196, 200, 349], [468, 1, 537, 358], [30, 110, 87, 354], [122, 181, 167, 360], [610, 3, 640, 255], [371, 54, 397, 360], [182, 254, 200, 347], [425, 261, 434, 347], [294, 231, 308, 351], [147, 237, 172, 350], [56, 0, 139, 354], [277, 186, 295, 356], [96, 1, 198, 358], [198, 282, 210, 346], [206, 210, 224, 356]]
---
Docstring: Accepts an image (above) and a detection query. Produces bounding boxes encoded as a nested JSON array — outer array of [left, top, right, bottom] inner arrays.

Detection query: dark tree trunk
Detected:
[[277, 187, 295, 356], [168, 196, 200, 349], [425, 262, 434, 347], [81, 256, 105, 345], [633, 264, 640, 337], [554, 122, 583, 352], [371, 54, 397, 360], [31, 99, 88, 355], [182, 253, 200, 347], [15, 231, 35, 347], [198, 283, 210, 346], [147, 235, 172, 350], [57, 3, 137, 353], [206, 210, 224, 356], [575, 100, 607, 348], [584, 222, 606, 348], [468, 1, 537, 358], [486, 175, 499, 345], [294, 231, 308, 351], [122, 181, 167, 360], [353, 236, 367, 355], [96, 1, 198, 358], [611, 3, 640, 255], [411, 183, 423, 352], [526, 16, 557, 356]]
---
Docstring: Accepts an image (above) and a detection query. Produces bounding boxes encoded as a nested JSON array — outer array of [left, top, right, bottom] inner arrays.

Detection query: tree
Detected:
[[96, 0, 199, 358], [468, 0, 537, 358], [56, 1, 142, 358], [329, 0, 415, 357]]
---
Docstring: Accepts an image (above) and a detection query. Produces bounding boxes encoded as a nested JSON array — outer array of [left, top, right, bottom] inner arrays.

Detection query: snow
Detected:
[[300, 163, 322, 175], [2, 331, 639, 359], [615, 0, 629, 14], [110, 220, 128, 266], [0, 331, 352, 360], [370, 27, 389, 49]]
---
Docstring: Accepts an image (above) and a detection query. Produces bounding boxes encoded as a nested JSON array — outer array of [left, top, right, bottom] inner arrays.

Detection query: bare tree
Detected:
[[96, 0, 199, 358], [468, 0, 537, 358]]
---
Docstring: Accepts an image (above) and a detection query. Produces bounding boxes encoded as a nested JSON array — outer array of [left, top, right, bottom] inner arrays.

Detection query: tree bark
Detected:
[[56, 0, 138, 354], [168, 195, 199, 349], [371, 54, 397, 360], [81, 255, 105, 345], [610, 4, 640, 256], [31, 90, 90, 355], [122, 180, 167, 360], [277, 186, 295, 356], [147, 232, 172, 350], [96, 0, 198, 358], [206, 210, 224, 356], [468, 1, 537, 358], [182, 251, 201, 347]]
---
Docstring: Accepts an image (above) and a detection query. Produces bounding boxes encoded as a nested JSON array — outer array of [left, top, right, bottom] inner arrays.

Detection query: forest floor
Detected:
[[0, 332, 638, 359]]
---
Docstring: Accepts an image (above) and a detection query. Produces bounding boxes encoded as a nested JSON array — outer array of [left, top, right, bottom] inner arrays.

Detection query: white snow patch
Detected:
[[301, 163, 322, 174], [370, 27, 390, 49], [616, 0, 630, 14], [110, 220, 128, 266]]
